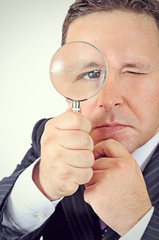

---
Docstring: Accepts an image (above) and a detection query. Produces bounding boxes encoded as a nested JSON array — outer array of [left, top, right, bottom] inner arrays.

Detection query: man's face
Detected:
[[66, 11, 159, 153]]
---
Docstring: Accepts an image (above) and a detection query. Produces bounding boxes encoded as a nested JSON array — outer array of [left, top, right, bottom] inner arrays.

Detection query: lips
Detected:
[[94, 123, 128, 134]]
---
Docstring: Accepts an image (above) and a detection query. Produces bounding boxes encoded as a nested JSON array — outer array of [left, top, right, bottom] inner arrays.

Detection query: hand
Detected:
[[84, 139, 152, 236], [33, 111, 94, 201]]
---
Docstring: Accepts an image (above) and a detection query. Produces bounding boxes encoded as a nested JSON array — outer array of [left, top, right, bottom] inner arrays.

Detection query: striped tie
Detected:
[[101, 226, 120, 240], [99, 217, 120, 239]]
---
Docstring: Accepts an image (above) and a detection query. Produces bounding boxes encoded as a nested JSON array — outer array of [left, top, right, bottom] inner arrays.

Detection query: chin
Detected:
[[118, 140, 137, 154], [91, 133, 138, 154]]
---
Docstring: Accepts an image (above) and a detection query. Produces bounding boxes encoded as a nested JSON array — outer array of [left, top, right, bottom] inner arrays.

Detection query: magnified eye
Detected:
[[78, 69, 101, 81], [87, 70, 101, 79]]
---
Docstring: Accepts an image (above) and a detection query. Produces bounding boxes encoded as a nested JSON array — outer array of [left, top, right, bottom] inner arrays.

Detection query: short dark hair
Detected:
[[62, 0, 159, 45]]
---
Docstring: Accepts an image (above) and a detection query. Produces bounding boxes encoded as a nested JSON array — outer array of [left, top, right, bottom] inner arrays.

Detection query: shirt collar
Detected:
[[132, 132, 159, 172]]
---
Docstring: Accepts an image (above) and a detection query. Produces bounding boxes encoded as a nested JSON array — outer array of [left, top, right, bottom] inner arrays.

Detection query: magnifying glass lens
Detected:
[[50, 41, 108, 110]]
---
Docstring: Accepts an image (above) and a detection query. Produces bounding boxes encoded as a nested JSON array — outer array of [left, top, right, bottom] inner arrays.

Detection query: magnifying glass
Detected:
[[50, 41, 108, 112]]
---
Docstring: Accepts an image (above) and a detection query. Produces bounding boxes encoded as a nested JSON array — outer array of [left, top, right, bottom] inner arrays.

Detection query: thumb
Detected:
[[93, 139, 128, 159]]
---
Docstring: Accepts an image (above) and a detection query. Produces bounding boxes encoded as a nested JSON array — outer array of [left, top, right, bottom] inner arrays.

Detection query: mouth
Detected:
[[94, 123, 129, 134]]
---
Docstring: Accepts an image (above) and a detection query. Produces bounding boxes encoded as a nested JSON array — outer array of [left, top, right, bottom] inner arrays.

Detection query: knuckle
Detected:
[[80, 168, 93, 184], [102, 170, 113, 182], [82, 134, 90, 146], [41, 136, 60, 160], [87, 168, 94, 180], [81, 133, 94, 150], [58, 165, 71, 179], [114, 159, 126, 171], [41, 125, 57, 147], [51, 149, 63, 162], [41, 135, 55, 147], [81, 151, 94, 167]]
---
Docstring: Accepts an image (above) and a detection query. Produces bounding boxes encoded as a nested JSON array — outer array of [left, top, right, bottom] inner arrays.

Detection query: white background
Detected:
[[0, 0, 75, 180]]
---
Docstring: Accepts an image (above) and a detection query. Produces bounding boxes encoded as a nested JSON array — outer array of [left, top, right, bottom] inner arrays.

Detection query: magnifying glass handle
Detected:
[[72, 101, 80, 112]]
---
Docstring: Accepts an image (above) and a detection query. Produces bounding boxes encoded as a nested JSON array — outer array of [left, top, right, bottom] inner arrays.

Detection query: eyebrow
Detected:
[[79, 62, 105, 69], [69, 61, 105, 74]]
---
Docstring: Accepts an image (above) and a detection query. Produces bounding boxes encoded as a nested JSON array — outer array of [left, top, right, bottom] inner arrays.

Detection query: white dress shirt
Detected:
[[2, 132, 159, 239]]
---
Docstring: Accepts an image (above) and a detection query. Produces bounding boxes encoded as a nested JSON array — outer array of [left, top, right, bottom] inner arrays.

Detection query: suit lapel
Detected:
[[141, 144, 159, 239], [143, 144, 159, 205], [61, 185, 101, 240]]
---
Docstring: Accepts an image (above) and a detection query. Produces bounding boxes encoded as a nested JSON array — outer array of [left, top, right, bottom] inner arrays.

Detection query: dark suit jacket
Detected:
[[0, 119, 159, 240]]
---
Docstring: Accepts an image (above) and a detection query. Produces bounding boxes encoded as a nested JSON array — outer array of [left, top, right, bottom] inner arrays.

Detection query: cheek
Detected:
[[132, 82, 159, 133], [80, 98, 97, 117], [124, 76, 158, 110], [144, 95, 159, 130]]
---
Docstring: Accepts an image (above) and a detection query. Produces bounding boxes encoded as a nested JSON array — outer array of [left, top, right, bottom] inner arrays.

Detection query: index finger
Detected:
[[93, 139, 128, 159]]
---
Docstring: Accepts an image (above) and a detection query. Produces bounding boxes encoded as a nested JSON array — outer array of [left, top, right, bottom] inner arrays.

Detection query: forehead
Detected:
[[66, 10, 159, 41], [66, 11, 159, 68]]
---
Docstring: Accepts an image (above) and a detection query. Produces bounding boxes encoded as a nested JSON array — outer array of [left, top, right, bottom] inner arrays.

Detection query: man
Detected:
[[0, 0, 159, 239]]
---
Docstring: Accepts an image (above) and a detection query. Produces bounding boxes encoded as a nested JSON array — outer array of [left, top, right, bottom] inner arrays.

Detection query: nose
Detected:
[[96, 72, 123, 111]]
